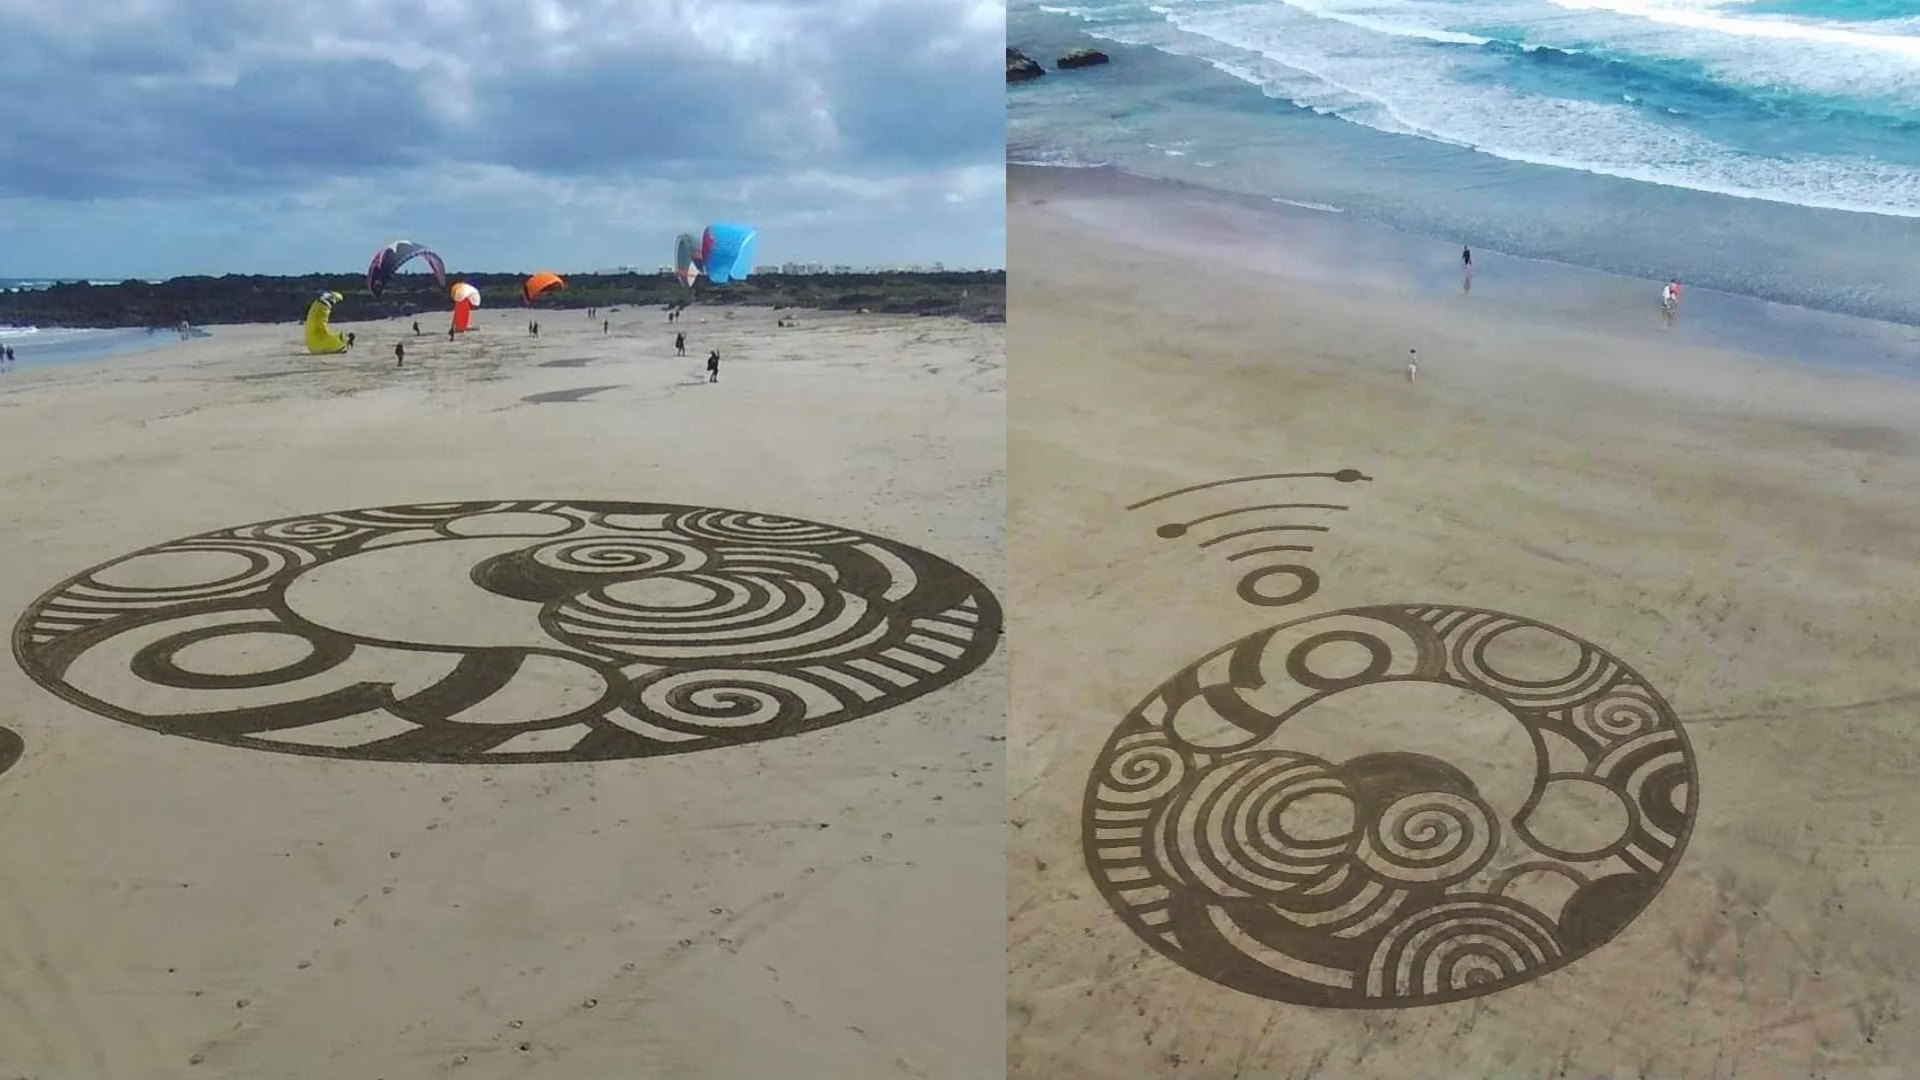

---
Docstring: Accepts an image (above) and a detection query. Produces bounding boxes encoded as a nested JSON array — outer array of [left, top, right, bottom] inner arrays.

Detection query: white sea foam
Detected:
[[0, 326, 118, 343], [1549, 0, 1920, 55], [1272, 197, 1346, 212], [1008, 153, 1114, 168], [1055, 0, 1920, 216], [1036, 4, 1112, 21]]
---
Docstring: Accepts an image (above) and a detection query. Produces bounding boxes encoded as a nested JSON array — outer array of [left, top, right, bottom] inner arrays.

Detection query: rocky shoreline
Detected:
[[1007, 45, 1108, 81], [0, 270, 1006, 328]]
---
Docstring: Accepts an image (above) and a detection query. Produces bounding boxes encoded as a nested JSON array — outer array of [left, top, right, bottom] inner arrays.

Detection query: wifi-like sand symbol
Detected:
[[1128, 469, 1372, 607]]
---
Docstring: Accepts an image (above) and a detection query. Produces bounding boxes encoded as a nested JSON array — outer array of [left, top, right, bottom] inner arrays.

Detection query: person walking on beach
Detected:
[[1406, 348, 1418, 383], [412, 321, 421, 336], [707, 349, 720, 383], [675, 331, 686, 356], [1461, 246, 1473, 293], [448, 326, 456, 343], [1462, 246, 1471, 268], [603, 319, 609, 335], [1661, 278, 1681, 326], [395, 341, 405, 368]]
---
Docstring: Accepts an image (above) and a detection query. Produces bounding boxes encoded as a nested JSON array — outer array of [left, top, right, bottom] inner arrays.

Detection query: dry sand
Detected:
[[0, 304, 1004, 1078], [1008, 166, 1920, 1079]]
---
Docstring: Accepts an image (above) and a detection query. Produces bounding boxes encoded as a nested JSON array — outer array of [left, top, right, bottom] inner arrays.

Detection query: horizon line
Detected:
[[2, 267, 1008, 281]]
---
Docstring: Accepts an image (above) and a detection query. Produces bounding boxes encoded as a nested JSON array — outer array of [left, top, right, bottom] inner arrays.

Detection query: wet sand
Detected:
[[1008, 166, 1920, 1079], [0, 304, 1004, 1079]]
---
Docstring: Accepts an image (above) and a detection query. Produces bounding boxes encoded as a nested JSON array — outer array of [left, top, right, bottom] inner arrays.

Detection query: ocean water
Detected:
[[0, 324, 188, 368], [1008, 0, 1920, 326], [0, 278, 194, 367], [0, 278, 131, 291]]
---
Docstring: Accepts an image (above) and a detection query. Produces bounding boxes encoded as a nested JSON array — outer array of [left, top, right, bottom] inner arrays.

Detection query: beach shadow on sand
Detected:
[[520, 385, 623, 405], [536, 357, 597, 369], [232, 370, 311, 382]]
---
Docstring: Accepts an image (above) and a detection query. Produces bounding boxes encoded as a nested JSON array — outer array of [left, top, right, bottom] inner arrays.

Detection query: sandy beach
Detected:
[[0, 304, 1004, 1078], [1008, 165, 1920, 1079]]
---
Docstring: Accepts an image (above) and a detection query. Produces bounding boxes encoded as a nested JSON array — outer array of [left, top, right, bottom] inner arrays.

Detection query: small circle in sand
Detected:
[[92, 549, 261, 591], [1083, 603, 1697, 1009], [166, 630, 320, 679], [12, 500, 1001, 763]]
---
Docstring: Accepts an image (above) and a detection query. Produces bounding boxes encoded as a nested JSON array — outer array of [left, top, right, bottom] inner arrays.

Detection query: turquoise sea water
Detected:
[[1009, 0, 1920, 325]]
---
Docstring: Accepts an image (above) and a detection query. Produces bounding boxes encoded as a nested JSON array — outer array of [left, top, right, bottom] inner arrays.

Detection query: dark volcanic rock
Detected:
[[1007, 47, 1044, 82], [1058, 48, 1110, 69], [0, 271, 1007, 328]]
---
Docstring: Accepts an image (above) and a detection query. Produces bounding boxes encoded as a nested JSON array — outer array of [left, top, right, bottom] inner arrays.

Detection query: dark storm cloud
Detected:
[[0, 0, 1006, 272], [0, 0, 1003, 197], [460, 51, 802, 179], [818, 2, 1007, 166]]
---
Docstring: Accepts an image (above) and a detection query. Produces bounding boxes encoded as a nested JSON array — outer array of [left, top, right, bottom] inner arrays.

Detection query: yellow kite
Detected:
[[304, 291, 347, 354]]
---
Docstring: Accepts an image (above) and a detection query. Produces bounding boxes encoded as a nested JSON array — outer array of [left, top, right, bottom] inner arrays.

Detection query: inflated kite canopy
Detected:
[[523, 271, 565, 304], [450, 282, 481, 307], [367, 240, 448, 297], [304, 291, 347, 354], [699, 223, 759, 284], [674, 233, 700, 287]]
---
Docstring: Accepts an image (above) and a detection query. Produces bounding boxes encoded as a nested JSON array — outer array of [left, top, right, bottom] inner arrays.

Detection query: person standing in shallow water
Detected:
[[707, 349, 720, 383]]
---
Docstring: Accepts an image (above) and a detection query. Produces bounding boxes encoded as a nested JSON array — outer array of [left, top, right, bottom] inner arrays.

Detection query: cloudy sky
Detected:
[[0, 0, 1005, 277]]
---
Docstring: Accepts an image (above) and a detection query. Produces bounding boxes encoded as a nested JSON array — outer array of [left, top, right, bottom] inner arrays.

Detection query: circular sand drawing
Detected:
[[12, 501, 1000, 762], [1084, 604, 1695, 1008]]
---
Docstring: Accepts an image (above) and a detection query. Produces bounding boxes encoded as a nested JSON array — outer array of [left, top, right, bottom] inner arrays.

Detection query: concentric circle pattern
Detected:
[[1083, 604, 1696, 1008], [13, 501, 1000, 762]]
